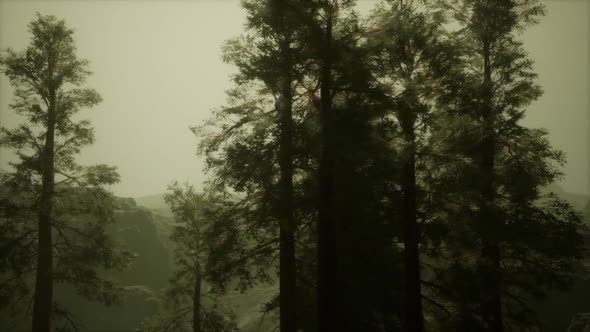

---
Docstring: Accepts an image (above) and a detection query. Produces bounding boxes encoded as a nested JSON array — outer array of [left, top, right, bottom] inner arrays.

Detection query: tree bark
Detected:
[[318, 3, 339, 330], [193, 263, 201, 332], [276, 8, 297, 331], [400, 121, 424, 332], [32, 90, 57, 332], [477, 39, 504, 332]]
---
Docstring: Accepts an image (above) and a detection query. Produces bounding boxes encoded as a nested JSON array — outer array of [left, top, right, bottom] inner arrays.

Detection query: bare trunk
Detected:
[[193, 263, 201, 332], [318, 4, 338, 330], [401, 132, 424, 332], [32, 92, 57, 332], [477, 40, 504, 332], [276, 17, 297, 332]]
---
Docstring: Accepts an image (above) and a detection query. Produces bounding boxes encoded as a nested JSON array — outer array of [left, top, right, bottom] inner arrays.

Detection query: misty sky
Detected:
[[0, 0, 588, 198]]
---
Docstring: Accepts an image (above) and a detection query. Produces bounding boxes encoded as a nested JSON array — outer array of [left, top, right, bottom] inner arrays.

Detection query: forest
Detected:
[[0, 0, 589, 331]]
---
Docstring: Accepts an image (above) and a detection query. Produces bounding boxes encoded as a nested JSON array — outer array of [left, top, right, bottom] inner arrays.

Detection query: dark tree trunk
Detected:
[[193, 263, 201, 332], [400, 128, 424, 332], [318, 5, 339, 331], [477, 40, 504, 332], [276, 13, 297, 332], [32, 92, 57, 332]]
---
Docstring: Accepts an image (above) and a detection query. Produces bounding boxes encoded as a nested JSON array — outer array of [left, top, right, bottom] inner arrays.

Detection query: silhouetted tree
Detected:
[[141, 183, 237, 332], [192, 1, 586, 331], [425, 1, 586, 330], [195, 1, 326, 330], [366, 1, 451, 330], [0, 14, 131, 331], [233, 1, 302, 329]]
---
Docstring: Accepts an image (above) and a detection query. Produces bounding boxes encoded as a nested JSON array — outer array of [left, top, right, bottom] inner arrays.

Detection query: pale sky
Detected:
[[0, 0, 588, 198]]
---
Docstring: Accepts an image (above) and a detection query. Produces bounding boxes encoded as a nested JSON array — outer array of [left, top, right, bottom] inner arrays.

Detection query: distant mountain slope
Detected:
[[136, 185, 590, 222], [533, 185, 590, 332], [544, 184, 590, 211], [133, 193, 279, 331], [56, 199, 173, 332], [584, 202, 590, 221], [135, 193, 173, 221], [135, 193, 167, 210]]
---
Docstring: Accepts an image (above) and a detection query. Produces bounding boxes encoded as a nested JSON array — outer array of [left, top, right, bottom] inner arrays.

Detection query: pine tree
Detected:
[[189, 1, 586, 331], [0, 14, 131, 331], [426, 1, 586, 330], [366, 1, 452, 330], [141, 183, 238, 332], [200, 2, 397, 329], [196, 1, 319, 330]]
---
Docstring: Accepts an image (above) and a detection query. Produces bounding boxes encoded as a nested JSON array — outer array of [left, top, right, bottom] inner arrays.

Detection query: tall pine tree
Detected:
[[0, 14, 131, 331], [427, 1, 586, 330]]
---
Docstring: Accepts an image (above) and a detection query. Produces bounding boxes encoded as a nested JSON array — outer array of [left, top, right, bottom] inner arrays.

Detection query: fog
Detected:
[[1, 0, 588, 197], [1, 2, 590, 332]]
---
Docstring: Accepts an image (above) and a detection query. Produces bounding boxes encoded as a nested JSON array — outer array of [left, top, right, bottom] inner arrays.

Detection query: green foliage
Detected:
[[1, 4, 584, 332], [0, 13, 131, 330], [420, 1, 586, 330], [141, 304, 238, 332], [198, 1, 586, 331], [141, 183, 238, 332]]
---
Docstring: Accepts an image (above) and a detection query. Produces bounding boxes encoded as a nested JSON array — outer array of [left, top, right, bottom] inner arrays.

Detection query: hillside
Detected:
[[41, 195, 278, 332], [544, 184, 590, 212], [133, 187, 590, 332], [55, 201, 172, 332], [533, 186, 590, 331], [26, 186, 588, 332], [133, 194, 279, 332], [136, 185, 590, 222]]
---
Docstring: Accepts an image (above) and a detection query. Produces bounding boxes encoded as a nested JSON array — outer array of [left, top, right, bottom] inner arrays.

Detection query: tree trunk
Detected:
[[32, 92, 57, 332], [193, 263, 201, 332], [276, 13, 297, 332], [401, 127, 424, 332], [477, 39, 504, 332], [318, 4, 338, 331]]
